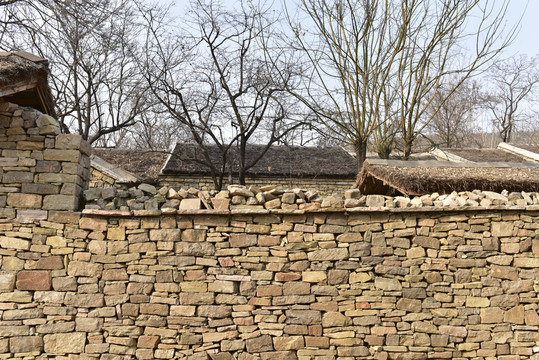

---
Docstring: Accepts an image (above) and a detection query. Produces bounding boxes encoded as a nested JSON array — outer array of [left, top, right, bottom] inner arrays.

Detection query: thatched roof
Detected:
[[92, 148, 169, 185], [162, 143, 358, 178], [356, 159, 539, 196], [0, 51, 56, 117]]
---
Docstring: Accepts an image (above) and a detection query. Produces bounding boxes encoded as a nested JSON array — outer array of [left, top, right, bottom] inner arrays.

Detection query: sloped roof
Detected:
[[356, 159, 539, 196], [433, 148, 530, 163], [92, 148, 169, 185], [162, 143, 358, 178], [90, 154, 139, 185], [0, 51, 56, 117]]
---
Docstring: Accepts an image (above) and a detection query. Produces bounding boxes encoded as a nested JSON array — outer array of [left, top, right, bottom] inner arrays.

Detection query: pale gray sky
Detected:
[[173, 0, 538, 58], [506, 0, 539, 57]]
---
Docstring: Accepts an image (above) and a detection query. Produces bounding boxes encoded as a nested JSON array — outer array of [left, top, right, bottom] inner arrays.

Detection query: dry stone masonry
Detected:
[[0, 102, 538, 360], [0, 204, 538, 360], [0, 102, 90, 221]]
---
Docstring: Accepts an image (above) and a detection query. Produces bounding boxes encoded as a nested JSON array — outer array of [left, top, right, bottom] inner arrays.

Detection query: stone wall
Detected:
[[1, 101, 539, 360], [160, 175, 356, 195], [0, 102, 90, 221], [0, 205, 538, 360]]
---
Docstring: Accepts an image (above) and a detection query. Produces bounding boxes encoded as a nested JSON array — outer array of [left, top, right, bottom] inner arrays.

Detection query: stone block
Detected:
[[176, 242, 216, 256], [64, 293, 104, 307], [322, 311, 351, 327], [230, 233, 257, 247], [107, 227, 125, 240], [3, 171, 34, 183], [504, 306, 525, 324], [7, 193, 42, 208], [302, 271, 327, 283], [68, 261, 102, 277], [0, 236, 30, 250], [246, 335, 273, 353], [349, 242, 371, 257], [0, 272, 15, 292], [16, 270, 51, 290], [75, 317, 104, 332], [286, 310, 322, 325], [179, 198, 201, 210], [44, 332, 86, 355], [182, 229, 206, 242], [375, 277, 402, 291], [480, 307, 504, 324], [43, 149, 81, 162], [307, 248, 348, 261], [149, 229, 181, 241], [274, 336, 304, 351], [439, 325, 467, 338], [43, 194, 78, 210], [9, 336, 43, 353]]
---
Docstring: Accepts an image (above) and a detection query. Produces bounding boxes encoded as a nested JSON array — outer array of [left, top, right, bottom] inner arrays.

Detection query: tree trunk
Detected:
[[403, 140, 413, 160], [355, 140, 367, 173]]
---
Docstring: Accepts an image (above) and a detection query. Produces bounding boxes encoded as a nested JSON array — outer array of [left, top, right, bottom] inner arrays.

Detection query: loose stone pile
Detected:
[[84, 183, 539, 212]]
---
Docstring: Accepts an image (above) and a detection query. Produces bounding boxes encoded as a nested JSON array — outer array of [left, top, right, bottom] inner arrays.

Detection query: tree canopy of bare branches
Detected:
[[288, 0, 516, 168], [482, 55, 539, 143], [2, 0, 149, 144], [141, 0, 306, 189]]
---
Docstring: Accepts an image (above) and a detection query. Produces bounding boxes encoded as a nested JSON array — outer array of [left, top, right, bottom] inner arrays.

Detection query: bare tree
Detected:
[[286, 0, 406, 169], [395, 0, 515, 159], [2, 0, 149, 144], [481, 55, 539, 143], [141, 0, 306, 189], [289, 0, 516, 168], [424, 79, 480, 148]]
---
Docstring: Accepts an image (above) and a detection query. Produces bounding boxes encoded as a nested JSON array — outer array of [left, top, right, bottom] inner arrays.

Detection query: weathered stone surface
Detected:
[[230, 233, 257, 247], [246, 335, 273, 353], [439, 325, 467, 338], [35, 256, 64, 270], [375, 277, 402, 291], [16, 270, 51, 290], [504, 306, 525, 324], [273, 336, 304, 351], [176, 242, 216, 256], [322, 311, 351, 327], [349, 242, 371, 257], [481, 307, 504, 324], [307, 248, 348, 261], [7, 193, 41, 208], [43, 195, 78, 210], [286, 310, 321, 325], [67, 261, 102, 277], [43, 333, 86, 355], [10, 336, 43, 353], [64, 293, 104, 307], [0, 272, 15, 291]]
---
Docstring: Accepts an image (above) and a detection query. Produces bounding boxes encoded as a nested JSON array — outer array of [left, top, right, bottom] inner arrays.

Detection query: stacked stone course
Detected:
[[0, 206, 538, 359], [0, 102, 90, 220]]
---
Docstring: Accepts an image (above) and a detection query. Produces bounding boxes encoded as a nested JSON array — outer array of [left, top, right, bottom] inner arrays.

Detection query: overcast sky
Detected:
[[506, 0, 539, 57]]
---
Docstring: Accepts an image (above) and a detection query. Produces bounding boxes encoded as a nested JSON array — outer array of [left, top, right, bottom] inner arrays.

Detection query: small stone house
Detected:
[[160, 143, 358, 193]]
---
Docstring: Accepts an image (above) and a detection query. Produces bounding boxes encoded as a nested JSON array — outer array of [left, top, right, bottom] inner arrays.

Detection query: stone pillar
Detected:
[[0, 102, 90, 220]]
